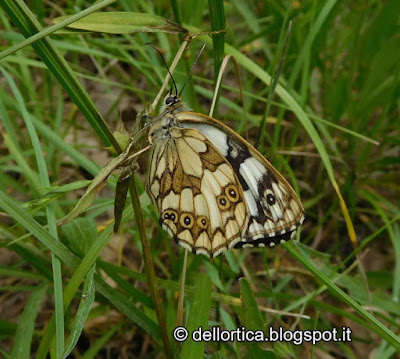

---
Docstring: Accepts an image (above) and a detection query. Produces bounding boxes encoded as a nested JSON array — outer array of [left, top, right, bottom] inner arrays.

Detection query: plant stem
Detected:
[[128, 179, 173, 359]]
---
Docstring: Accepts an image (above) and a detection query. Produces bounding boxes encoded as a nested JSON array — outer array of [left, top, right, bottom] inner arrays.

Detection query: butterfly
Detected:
[[147, 91, 305, 258]]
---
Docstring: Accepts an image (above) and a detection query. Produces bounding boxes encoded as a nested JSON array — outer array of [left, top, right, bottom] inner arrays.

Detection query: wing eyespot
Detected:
[[217, 195, 231, 210], [266, 193, 276, 205], [162, 209, 178, 224], [180, 213, 195, 229], [196, 216, 208, 229], [225, 185, 239, 203]]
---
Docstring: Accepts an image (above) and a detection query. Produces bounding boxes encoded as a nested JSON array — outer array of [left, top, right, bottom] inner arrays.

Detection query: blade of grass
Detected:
[[2, 133, 41, 196], [208, 0, 225, 80], [51, 12, 187, 34], [36, 219, 95, 357], [63, 264, 96, 358], [196, 84, 379, 145], [208, 0, 225, 112], [29, 115, 100, 176], [179, 273, 212, 359], [240, 277, 264, 329], [256, 20, 291, 150], [10, 284, 47, 359], [360, 189, 400, 302], [240, 277, 278, 357], [288, 0, 338, 86], [99, 262, 154, 308]]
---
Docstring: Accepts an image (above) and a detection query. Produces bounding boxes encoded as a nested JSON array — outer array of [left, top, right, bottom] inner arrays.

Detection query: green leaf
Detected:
[[61, 218, 98, 258], [240, 278, 278, 358], [52, 12, 188, 34], [288, 241, 400, 351], [10, 284, 47, 359], [0, 319, 17, 340], [63, 264, 96, 358], [208, 0, 225, 107], [180, 274, 212, 359], [239, 278, 264, 331], [203, 261, 224, 291]]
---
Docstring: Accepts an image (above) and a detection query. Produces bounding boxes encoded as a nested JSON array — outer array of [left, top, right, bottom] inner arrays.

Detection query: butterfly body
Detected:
[[147, 93, 304, 258]]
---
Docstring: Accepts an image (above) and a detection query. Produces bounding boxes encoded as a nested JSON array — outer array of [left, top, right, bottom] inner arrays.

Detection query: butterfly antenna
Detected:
[[145, 43, 178, 96], [179, 43, 206, 96]]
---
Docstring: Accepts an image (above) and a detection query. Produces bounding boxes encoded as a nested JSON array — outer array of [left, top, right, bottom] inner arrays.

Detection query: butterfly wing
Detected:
[[176, 112, 305, 249], [148, 126, 249, 257]]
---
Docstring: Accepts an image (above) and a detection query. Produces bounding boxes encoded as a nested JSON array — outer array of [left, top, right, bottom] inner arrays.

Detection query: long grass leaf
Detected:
[[10, 284, 47, 359], [63, 264, 96, 358], [179, 273, 212, 359]]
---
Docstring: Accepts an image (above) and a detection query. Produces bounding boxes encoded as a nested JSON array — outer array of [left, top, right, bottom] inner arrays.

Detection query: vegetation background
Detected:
[[0, 0, 399, 358]]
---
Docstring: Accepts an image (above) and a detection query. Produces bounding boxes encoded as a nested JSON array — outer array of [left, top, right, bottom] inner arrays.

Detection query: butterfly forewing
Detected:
[[148, 126, 249, 257]]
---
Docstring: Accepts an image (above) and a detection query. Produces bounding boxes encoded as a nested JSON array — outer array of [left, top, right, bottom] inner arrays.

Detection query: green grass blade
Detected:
[[288, 0, 338, 86], [239, 278, 264, 330], [2, 133, 41, 196], [52, 12, 187, 34], [179, 273, 212, 359], [240, 278, 278, 357], [63, 264, 96, 358], [10, 284, 47, 359], [36, 218, 99, 358], [29, 115, 100, 176], [208, 0, 225, 110]]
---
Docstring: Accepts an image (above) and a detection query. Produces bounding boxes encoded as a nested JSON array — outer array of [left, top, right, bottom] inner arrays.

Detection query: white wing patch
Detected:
[[181, 122, 229, 156]]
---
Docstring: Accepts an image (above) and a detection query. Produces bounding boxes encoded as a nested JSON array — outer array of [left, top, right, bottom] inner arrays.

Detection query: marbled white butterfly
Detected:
[[147, 91, 305, 257]]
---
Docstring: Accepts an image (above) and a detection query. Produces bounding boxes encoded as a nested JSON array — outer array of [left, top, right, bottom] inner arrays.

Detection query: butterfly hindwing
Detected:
[[148, 126, 249, 257]]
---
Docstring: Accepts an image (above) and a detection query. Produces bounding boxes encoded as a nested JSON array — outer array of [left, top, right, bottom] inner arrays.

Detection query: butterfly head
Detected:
[[164, 91, 180, 107], [159, 90, 192, 116], [160, 90, 182, 112]]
